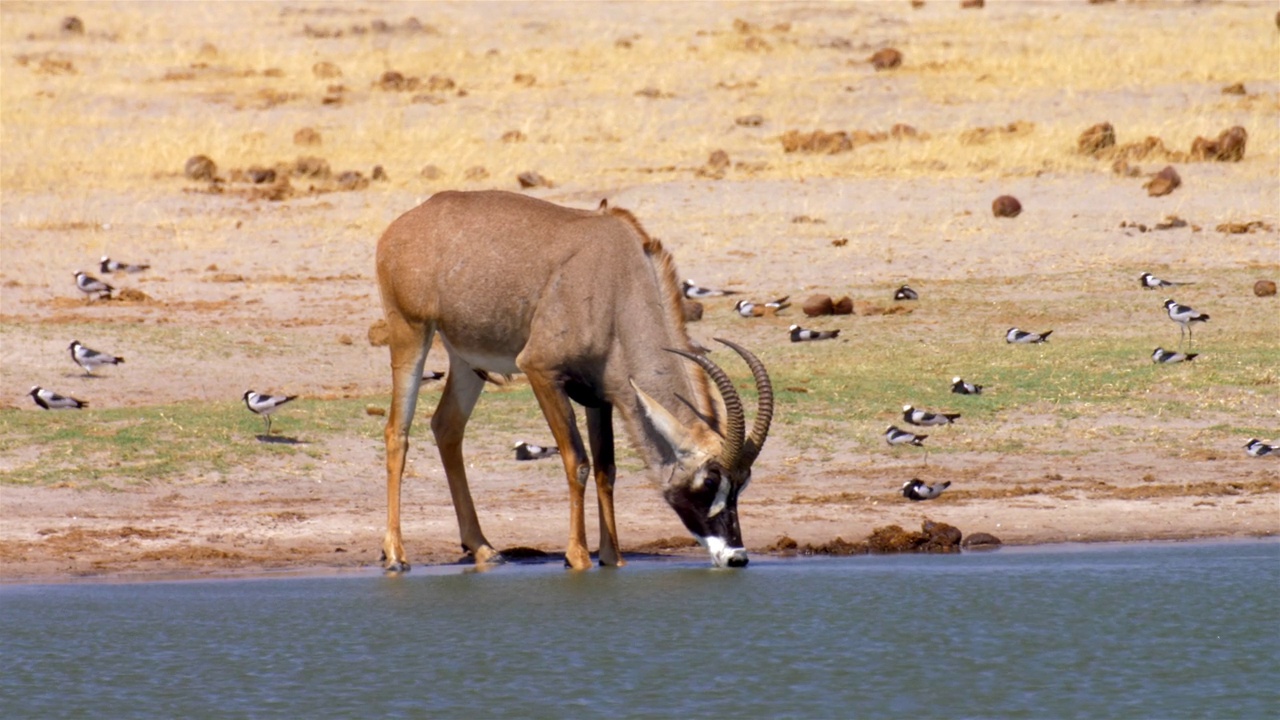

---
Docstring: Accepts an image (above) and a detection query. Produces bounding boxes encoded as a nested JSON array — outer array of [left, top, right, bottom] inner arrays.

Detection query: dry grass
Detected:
[[3, 1, 1276, 196]]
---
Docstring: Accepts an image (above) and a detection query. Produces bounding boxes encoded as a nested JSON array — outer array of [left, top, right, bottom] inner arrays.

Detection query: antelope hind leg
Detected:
[[431, 356, 503, 566], [382, 315, 431, 572]]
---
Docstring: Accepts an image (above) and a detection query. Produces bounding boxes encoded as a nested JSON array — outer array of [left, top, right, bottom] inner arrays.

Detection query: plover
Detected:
[[893, 285, 919, 301], [514, 441, 559, 461], [1244, 439, 1274, 457], [885, 425, 928, 447], [243, 390, 298, 434], [1151, 347, 1197, 364], [68, 340, 124, 375], [422, 370, 445, 382], [29, 385, 86, 410], [74, 271, 113, 301], [1006, 327, 1052, 344], [1164, 299, 1208, 345], [1140, 272, 1190, 290], [100, 256, 150, 274], [789, 324, 840, 342], [903, 404, 960, 426], [902, 478, 950, 501], [951, 377, 983, 395], [734, 296, 791, 317], [682, 279, 739, 299]]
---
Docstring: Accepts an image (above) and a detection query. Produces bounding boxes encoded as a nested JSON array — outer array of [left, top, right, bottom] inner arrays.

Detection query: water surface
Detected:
[[2, 541, 1276, 719]]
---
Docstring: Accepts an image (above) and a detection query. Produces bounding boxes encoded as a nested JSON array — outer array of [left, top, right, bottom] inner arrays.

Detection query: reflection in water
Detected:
[[1, 541, 1277, 719]]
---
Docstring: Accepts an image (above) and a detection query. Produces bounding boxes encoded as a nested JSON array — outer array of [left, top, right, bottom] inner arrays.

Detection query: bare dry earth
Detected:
[[1, 2, 1277, 581]]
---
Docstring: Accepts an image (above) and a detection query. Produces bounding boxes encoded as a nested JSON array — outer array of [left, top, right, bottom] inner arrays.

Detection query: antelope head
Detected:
[[632, 338, 774, 568]]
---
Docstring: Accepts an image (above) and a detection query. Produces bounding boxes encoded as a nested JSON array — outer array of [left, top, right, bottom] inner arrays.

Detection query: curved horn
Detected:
[[665, 348, 745, 470], [714, 338, 773, 466]]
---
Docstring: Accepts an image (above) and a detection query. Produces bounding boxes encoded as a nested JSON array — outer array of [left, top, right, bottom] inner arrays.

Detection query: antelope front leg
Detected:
[[587, 404, 625, 567], [525, 371, 593, 570]]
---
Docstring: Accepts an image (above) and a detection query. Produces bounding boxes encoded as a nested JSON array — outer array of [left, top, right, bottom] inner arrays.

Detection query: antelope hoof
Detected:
[[380, 540, 409, 573], [473, 545, 506, 566], [564, 546, 593, 570]]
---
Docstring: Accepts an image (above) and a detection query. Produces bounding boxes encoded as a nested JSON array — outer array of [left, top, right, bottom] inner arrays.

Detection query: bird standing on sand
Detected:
[[951, 377, 983, 395], [74, 271, 113, 301], [100, 256, 150, 274], [29, 386, 86, 410], [894, 285, 919, 301], [902, 479, 950, 501], [69, 340, 125, 375], [1151, 347, 1197, 364], [903, 405, 961, 426], [1164, 299, 1208, 346], [735, 296, 790, 317], [514, 441, 559, 461], [243, 390, 298, 434], [1244, 439, 1274, 457], [789, 324, 840, 342], [1006, 328, 1052, 344], [682, 279, 739, 299]]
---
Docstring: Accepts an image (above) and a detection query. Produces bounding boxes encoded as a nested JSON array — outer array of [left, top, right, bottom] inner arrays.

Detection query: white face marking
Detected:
[[698, 535, 746, 568], [707, 476, 731, 518]]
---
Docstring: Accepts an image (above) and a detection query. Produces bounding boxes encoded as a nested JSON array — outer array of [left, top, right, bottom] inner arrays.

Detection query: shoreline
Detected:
[[3, 531, 1274, 588]]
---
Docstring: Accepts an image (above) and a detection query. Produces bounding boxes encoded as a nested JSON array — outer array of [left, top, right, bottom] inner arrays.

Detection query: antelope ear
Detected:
[[631, 379, 705, 463]]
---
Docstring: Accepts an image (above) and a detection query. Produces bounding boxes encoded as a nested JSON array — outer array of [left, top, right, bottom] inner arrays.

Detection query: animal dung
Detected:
[[293, 127, 322, 146], [831, 296, 854, 315], [365, 405, 386, 417], [735, 114, 764, 127], [868, 48, 902, 71], [1254, 280, 1277, 297], [1144, 166, 1181, 197], [991, 195, 1022, 218], [1221, 82, 1246, 96], [1190, 126, 1247, 162], [517, 171, 550, 188], [1077, 122, 1116, 155], [184, 155, 217, 181], [802, 294, 834, 317], [367, 319, 390, 347]]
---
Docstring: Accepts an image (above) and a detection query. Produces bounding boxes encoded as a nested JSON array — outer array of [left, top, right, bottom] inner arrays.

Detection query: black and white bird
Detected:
[[885, 425, 928, 447], [1163, 299, 1209, 345], [1244, 439, 1275, 457], [681, 279, 739, 299], [893, 285, 919, 301], [68, 340, 124, 375], [789, 324, 840, 342], [243, 390, 298, 434], [951, 377, 984, 395], [1006, 327, 1052, 344], [902, 478, 951, 501], [100, 256, 150, 274], [514, 441, 559, 461], [29, 385, 86, 410], [1140, 272, 1190, 290], [903, 404, 960, 426], [422, 370, 445, 382], [734, 296, 790, 317], [74, 271, 113, 300], [1151, 347, 1197, 364]]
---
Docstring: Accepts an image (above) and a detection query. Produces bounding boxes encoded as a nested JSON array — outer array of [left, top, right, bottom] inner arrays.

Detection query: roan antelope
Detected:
[[376, 190, 774, 571]]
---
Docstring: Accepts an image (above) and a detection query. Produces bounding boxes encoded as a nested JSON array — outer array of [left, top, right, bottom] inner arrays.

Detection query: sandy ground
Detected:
[[1, 2, 1277, 582]]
